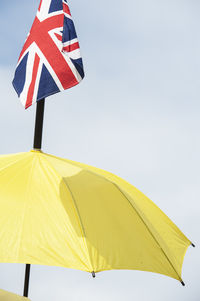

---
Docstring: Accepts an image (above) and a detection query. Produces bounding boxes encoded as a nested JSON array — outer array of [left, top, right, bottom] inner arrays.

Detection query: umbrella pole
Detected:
[[23, 98, 46, 297], [23, 264, 31, 297]]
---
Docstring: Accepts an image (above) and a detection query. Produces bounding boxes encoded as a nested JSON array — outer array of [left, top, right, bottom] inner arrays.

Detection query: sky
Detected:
[[0, 0, 200, 300]]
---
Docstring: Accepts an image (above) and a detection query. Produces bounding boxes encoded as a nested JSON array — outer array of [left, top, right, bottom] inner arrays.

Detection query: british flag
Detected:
[[13, 0, 84, 109]]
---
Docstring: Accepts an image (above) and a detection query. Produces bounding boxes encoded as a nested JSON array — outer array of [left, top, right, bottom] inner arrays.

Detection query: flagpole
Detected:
[[23, 98, 45, 297], [33, 98, 45, 150]]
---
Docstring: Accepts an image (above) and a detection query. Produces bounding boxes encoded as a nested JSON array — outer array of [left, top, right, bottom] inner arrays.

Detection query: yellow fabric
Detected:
[[0, 289, 30, 300], [0, 151, 191, 282]]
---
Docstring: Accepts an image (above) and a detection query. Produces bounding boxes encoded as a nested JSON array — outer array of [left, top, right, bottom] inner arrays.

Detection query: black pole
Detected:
[[23, 264, 31, 297], [23, 99, 45, 297], [33, 98, 45, 149]]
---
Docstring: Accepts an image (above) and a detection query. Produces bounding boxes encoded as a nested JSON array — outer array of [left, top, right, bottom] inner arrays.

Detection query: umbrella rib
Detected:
[[112, 182, 182, 281], [62, 177, 94, 271], [37, 155, 90, 270], [0, 153, 29, 174], [81, 168, 182, 282], [39, 154, 94, 272]]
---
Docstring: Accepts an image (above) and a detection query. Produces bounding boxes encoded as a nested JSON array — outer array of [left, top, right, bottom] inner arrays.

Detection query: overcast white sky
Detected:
[[0, 0, 200, 300]]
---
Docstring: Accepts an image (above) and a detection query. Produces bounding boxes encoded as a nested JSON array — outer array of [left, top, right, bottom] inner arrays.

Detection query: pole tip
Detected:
[[92, 272, 96, 278], [191, 243, 195, 248], [181, 281, 185, 286]]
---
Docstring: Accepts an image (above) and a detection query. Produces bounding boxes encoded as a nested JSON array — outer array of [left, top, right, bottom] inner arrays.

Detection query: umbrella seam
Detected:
[[62, 177, 94, 271], [0, 154, 29, 174], [112, 183, 182, 281], [79, 168, 182, 281], [37, 155, 87, 267], [40, 153, 94, 272]]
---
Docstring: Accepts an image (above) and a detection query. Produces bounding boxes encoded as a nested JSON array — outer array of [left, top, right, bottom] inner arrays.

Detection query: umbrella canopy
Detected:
[[0, 150, 192, 283], [0, 289, 30, 300]]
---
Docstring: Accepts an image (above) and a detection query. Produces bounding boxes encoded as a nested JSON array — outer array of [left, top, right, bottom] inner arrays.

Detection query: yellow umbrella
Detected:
[[0, 150, 193, 286], [0, 289, 30, 300]]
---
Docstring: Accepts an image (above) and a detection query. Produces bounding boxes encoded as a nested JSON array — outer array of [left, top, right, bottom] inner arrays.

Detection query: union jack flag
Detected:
[[13, 0, 84, 109]]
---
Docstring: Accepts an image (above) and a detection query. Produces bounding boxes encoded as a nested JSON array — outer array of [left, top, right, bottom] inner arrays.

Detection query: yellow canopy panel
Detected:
[[0, 289, 30, 301], [0, 151, 193, 283]]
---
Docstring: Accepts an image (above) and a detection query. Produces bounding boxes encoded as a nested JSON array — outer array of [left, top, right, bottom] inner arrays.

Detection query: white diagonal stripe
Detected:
[[64, 13, 72, 20], [38, 0, 52, 17], [20, 45, 36, 107], [66, 49, 82, 60], [63, 38, 78, 47]]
